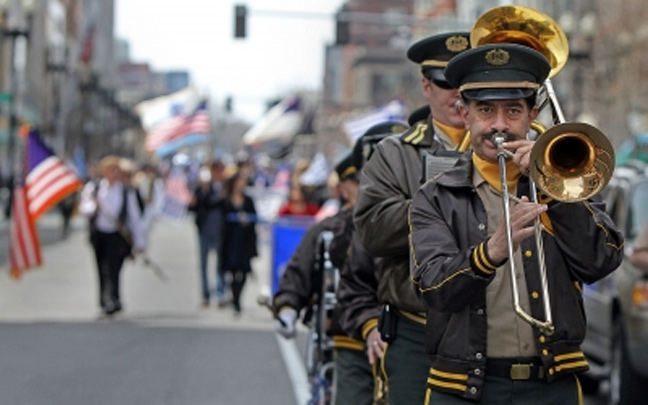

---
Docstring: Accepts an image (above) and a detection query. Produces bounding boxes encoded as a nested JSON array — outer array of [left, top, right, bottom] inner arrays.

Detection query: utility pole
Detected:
[[2, 0, 28, 213]]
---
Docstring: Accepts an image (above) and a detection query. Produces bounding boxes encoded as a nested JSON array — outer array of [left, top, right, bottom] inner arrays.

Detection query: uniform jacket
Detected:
[[337, 232, 383, 341], [272, 206, 362, 350], [272, 207, 354, 313], [354, 118, 450, 314], [409, 154, 625, 401]]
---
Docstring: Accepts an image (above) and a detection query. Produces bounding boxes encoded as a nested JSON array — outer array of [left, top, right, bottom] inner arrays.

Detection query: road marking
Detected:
[[275, 333, 310, 405]]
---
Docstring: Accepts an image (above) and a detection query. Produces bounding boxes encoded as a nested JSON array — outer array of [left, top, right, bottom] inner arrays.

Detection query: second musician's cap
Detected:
[[352, 121, 408, 171], [407, 32, 470, 84], [445, 43, 551, 101], [334, 153, 357, 182], [408, 105, 431, 126]]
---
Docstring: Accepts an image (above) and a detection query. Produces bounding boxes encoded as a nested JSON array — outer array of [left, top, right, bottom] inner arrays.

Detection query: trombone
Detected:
[[470, 5, 615, 335]]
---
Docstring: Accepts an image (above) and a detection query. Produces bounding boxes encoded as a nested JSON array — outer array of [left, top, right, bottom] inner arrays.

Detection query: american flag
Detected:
[[160, 167, 193, 220], [145, 101, 211, 153], [9, 186, 42, 278], [9, 129, 83, 278], [25, 130, 83, 220]]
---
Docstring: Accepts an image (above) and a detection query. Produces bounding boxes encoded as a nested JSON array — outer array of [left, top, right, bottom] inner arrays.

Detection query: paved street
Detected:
[[0, 212, 308, 405], [0, 209, 607, 404]]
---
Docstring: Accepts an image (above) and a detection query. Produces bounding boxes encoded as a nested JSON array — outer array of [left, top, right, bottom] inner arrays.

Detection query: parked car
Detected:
[[581, 160, 648, 404]]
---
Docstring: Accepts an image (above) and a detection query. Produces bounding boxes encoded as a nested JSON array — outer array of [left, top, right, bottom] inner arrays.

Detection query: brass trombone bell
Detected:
[[470, 5, 569, 78], [530, 122, 615, 202]]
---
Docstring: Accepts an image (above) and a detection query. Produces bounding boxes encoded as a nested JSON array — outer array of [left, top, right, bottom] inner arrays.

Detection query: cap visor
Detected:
[[462, 88, 535, 101], [425, 68, 448, 82]]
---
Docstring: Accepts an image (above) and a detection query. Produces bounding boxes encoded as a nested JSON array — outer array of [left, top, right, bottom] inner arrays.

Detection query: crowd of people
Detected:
[[73, 150, 340, 319]]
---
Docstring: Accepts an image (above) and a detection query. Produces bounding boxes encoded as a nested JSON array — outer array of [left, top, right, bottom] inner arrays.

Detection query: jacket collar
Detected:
[[434, 152, 474, 189], [434, 152, 531, 194], [400, 118, 436, 147]]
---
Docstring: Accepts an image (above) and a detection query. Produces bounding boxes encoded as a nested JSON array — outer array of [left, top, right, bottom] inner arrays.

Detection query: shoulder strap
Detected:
[[119, 185, 129, 224]]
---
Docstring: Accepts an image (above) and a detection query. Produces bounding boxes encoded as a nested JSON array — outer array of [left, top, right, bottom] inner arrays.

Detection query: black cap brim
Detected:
[[462, 88, 535, 101], [424, 68, 447, 82]]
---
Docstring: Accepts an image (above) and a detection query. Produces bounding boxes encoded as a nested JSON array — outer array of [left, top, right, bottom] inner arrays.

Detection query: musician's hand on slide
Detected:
[[487, 196, 547, 264], [366, 328, 386, 365]]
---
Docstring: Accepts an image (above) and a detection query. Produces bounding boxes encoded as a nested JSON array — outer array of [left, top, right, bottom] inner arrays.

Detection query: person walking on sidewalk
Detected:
[[79, 155, 145, 317], [220, 170, 258, 316], [188, 160, 227, 307]]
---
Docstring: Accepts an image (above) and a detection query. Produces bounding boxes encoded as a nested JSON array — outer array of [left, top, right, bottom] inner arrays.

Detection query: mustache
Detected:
[[484, 130, 517, 142]]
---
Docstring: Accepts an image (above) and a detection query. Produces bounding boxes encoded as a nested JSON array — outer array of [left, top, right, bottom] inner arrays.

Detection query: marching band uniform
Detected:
[[353, 32, 471, 404], [273, 154, 373, 404], [409, 43, 624, 403]]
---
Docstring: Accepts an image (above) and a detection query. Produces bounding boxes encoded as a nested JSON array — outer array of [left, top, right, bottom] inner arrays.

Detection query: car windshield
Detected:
[[630, 180, 648, 240]]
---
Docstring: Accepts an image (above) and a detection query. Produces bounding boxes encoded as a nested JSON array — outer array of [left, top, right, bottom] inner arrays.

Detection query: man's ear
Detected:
[[529, 105, 540, 122], [421, 76, 432, 98], [458, 100, 470, 128]]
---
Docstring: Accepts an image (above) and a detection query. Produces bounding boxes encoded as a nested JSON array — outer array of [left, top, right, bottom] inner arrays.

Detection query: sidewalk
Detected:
[[0, 213, 277, 330]]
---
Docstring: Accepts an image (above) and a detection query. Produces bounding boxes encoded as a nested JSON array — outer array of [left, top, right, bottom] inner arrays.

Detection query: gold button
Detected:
[[524, 250, 533, 257], [542, 349, 549, 356], [531, 291, 539, 299], [549, 368, 555, 375], [539, 336, 546, 343]]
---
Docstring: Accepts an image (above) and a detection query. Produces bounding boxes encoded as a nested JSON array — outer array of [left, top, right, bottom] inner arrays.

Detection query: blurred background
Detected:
[[0, 0, 646, 194]]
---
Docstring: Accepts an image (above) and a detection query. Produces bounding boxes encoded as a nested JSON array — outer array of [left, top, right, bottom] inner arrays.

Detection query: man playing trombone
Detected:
[[409, 43, 624, 404]]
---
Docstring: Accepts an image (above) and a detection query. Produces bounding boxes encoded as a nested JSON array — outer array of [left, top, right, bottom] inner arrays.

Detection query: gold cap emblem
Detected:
[[446, 36, 469, 53], [485, 48, 510, 66]]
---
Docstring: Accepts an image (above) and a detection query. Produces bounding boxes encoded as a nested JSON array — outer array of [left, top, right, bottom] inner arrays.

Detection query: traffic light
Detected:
[[234, 4, 247, 39], [225, 96, 233, 113]]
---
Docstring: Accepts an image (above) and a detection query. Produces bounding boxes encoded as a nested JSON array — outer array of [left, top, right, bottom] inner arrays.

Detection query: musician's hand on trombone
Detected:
[[487, 196, 548, 264], [365, 327, 386, 365], [502, 139, 534, 175]]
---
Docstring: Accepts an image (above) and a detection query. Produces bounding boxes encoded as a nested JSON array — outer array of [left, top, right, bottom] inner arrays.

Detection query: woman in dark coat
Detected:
[[220, 171, 258, 315]]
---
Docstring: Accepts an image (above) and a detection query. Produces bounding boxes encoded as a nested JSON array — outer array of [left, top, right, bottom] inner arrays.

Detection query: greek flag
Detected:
[[342, 99, 407, 145]]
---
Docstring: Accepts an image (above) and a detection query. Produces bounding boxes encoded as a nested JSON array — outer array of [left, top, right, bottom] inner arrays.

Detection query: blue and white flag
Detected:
[[242, 96, 302, 146], [299, 152, 330, 187], [343, 99, 408, 145]]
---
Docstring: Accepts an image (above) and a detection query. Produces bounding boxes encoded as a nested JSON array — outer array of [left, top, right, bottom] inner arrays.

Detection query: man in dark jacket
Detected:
[[336, 121, 406, 404], [273, 153, 370, 404], [409, 43, 624, 403], [353, 31, 471, 404], [188, 160, 226, 307]]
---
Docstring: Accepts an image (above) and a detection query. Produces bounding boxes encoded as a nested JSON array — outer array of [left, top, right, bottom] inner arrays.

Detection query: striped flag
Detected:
[[160, 167, 193, 220], [145, 101, 211, 153], [9, 186, 42, 278], [342, 99, 407, 145], [9, 129, 83, 278], [25, 130, 83, 220], [242, 96, 302, 146]]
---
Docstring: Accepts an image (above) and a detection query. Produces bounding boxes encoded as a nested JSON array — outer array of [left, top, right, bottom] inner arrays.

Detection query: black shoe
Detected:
[[103, 300, 120, 316]]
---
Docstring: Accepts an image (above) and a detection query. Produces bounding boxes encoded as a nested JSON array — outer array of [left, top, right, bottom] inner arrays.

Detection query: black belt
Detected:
[[486, 357, 545, 381]]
